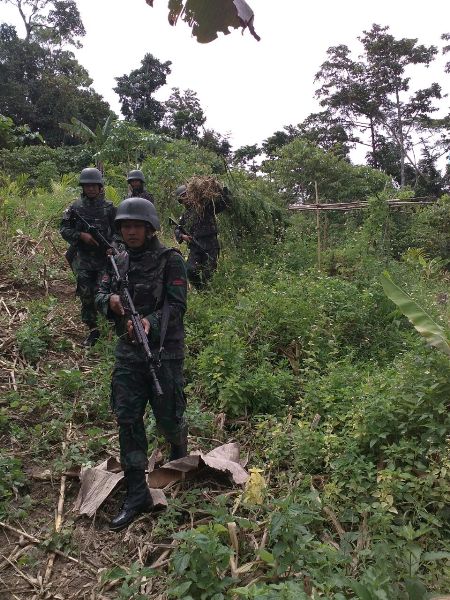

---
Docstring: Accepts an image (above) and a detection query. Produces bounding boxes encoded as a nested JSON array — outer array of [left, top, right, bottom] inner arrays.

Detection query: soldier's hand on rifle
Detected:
[[181, 234, 192, 243], [109, 294, 125, 316], [127, 318, 150, 339], [80, 232, 99, 246]]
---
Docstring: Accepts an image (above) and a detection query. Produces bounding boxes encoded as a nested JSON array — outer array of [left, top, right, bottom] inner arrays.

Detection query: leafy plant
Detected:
[[102, 562, 156, 600], [168, 523, 234, 599], [381, 272, 450, 356]]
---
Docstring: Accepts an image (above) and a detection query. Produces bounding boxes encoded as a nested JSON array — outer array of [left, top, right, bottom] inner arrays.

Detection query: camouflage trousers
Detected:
[[111, 360, 188, 471], [75, 268, 101, 329], [186, 242, 219, 289]]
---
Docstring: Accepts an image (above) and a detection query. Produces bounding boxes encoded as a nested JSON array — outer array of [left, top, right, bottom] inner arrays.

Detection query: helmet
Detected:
[[115, 197, 160, 231], [175, 185, 187, 197], [127, 170, 145, 183], [79, 168, 103, 185]]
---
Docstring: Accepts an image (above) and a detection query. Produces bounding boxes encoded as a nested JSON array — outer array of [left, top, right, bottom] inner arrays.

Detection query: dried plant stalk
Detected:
[[185, 176, 223, 213]]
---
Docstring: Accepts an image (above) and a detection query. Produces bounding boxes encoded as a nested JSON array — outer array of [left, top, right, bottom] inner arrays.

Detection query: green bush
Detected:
[[15, 298, 57, 363], [0, 455, 26, 517]]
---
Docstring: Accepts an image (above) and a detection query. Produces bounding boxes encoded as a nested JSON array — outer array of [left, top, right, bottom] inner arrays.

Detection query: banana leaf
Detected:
[[146, 0, 260, 43], [381, 272, 450, 357]]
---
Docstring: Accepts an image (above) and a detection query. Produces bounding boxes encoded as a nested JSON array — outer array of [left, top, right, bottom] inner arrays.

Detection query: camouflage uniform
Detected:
[[60, 194, 116, 329], [175, 189, 231, 288], [127, 188, 155, 204], [95, 236, 188, 472]]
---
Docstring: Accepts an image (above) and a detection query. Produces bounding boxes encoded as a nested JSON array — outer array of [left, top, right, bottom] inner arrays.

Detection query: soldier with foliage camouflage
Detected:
[[60, 168, 117, 347], [174, 182, 231, 289], [95, 197, 188, 531], [127, 169, 155, 204]]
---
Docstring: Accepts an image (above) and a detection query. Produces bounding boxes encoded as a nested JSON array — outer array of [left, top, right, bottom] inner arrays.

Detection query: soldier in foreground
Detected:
[[60, 168, 116, 347], [174, 179, 231, 289], [127, 170, 155, 204], [95, 198, 188, 531]]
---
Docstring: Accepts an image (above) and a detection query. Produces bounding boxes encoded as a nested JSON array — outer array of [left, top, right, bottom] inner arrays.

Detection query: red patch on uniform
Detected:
[[171, 279, 186, 286]]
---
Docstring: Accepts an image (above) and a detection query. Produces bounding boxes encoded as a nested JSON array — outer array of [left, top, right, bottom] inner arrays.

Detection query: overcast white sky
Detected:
[[2, 0, 449, 158]]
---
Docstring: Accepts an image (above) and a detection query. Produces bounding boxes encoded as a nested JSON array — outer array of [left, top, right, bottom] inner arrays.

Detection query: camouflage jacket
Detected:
[[95, 236, 187, 362], [60, 194, 117, 271], [175, 188, 231, 246], [127, 188, 155, 204]]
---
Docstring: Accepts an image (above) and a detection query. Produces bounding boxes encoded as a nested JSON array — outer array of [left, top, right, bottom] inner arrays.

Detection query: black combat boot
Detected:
[[110, 470, 153, 532], [83, 328, 100, 348], [169, 441, 188, 461]]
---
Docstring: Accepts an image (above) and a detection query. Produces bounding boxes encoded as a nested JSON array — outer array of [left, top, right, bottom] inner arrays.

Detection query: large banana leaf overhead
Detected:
[[145, 0, 260, 43]]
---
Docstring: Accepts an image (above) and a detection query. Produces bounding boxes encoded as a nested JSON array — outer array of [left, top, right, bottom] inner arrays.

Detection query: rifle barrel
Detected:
[[109, 254, 163, 397]]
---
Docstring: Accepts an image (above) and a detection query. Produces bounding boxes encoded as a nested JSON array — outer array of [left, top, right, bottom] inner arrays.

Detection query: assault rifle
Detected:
[[64, 209, 115, 267], [109, 254, 164, 397], [168, 217, 211, 260]]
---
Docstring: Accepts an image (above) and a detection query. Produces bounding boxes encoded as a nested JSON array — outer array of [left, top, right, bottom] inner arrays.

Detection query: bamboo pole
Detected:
[[314, 182, 321, 270], [289, 197, 437, 212]]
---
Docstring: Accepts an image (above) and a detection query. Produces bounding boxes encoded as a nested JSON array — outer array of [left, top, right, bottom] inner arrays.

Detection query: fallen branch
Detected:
[[0, 553, 38, 589], [0, 521, 97, 576], [42, 422, 73, 586]]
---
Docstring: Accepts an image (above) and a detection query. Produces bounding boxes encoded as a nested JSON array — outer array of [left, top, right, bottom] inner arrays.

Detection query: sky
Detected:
[[2, 0, 449, 159]]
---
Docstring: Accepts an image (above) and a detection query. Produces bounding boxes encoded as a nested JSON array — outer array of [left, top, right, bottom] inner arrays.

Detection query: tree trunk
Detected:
[[395, 87, 406, 187], [369, 117, 377, 168]]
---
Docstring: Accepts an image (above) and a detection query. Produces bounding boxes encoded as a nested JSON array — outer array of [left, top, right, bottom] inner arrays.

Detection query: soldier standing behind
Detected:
[[127, 170, 155, 204], [95, 198, 188, 531], [60, 168, 116, 347], [174, 179, 231, 289]]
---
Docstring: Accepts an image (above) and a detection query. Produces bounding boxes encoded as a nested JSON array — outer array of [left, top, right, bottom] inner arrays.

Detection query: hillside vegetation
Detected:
[[0, 136, 449, 599]]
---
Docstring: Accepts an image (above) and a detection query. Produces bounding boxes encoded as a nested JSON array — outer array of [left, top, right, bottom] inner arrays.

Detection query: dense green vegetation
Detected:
[[1, 2, 450, 598], [0, 133, 449, 598]]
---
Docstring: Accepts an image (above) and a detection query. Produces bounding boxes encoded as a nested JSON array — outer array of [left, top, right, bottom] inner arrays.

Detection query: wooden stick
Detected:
[[42, 424, 72, 586], [0, 297, 11, 316], [323, 507, 345, 540], [289, 197, 437, 212], [150, 548, 172, 569], [0, 554, 38, 588], [0, 521, 97, 575]]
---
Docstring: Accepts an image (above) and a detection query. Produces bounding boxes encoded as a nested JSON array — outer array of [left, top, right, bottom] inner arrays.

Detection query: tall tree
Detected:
[[316, 25, 442, 187], [361, 24, 440, 187], [114, 54, 171, 130], [0, 0, 85, 46], [296, 111, 353, 159], [233, 143, 261, 173], [0, 23, 110, 145], [263, 138, 390, 203], [315, 44, 380, 164], [262, 127, 298, 159], [162, 87, 206, 141], [442, 33, 450, 73], [199, 128, 231, 158]]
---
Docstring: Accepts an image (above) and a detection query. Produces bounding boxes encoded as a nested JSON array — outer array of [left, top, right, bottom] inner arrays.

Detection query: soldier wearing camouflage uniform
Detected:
[[127, 170, 155, 204], [60, 168, 116, 347], [174, 184, 231, 289], [95, 197, 188, 531]]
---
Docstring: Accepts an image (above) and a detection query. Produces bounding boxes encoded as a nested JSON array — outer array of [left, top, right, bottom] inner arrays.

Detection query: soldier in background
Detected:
[[127, 170, 155, 204], [95, 198, 188, 531], [174, 182, 231, 289], [60, 168, 116, 347]]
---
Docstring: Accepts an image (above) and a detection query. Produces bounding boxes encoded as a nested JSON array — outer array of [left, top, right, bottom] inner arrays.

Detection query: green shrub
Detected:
[[15, 298, 57, 363]]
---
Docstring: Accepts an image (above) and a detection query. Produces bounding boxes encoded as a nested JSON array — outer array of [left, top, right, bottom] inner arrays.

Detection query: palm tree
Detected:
[[60, 113, 117, 173]]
